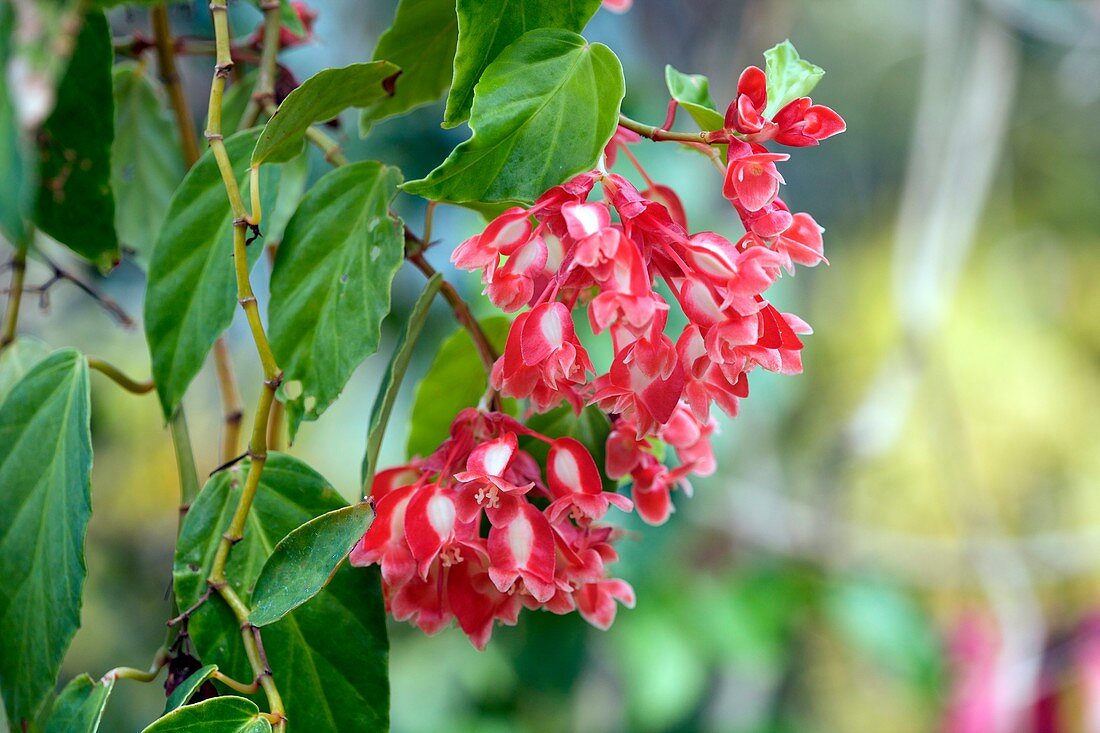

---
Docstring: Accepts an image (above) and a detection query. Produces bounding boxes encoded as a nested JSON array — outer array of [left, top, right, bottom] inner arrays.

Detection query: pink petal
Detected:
[[520, 302, 572, 366], [487, 503, 556, 602], [548, 437, 603, 497]]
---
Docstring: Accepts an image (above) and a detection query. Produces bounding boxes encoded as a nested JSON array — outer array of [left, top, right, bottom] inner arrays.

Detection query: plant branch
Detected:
[[240, 1, 281, 130], [11, 253, 135, 328], [212, 670, 261, 695], [153, 5, 245, 467], [169, 407, 200, 522], [0, 243, 27, 349], [102, 646, 170, 684], [212, 336, 245, 461], [203, 3, 286, 729], [617, 113, 722, 145], [407, 252, 498, 373], [86, 357, 155, 394], [151, 5, 201, 167]]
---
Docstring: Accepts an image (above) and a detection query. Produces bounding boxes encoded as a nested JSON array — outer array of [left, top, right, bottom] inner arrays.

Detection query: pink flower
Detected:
[[601, 0, 633, 14], [451, 207, 533, 278], [493, 302, 593, 412], [487, 502, 557, 602], [574, 579, 636, 630], [350, 484, 417, 587], [723, 140, 789, 212], [771, 212, 827, 270], [773, 98, 846, 147], [453, 432, 534, 524], [545, 437, 633, 523], [724, 66, 771, 136]]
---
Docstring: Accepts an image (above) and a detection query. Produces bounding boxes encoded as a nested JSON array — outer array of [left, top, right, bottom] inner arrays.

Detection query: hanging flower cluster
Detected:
[[349, 409, 635, 650], [355, 59, 844, 649]]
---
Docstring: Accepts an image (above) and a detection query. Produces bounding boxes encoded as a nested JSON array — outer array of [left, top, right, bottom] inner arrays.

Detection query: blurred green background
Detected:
[[10, 0, 1100, 730]]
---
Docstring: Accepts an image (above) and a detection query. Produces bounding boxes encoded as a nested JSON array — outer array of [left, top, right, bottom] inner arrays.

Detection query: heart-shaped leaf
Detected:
[[175, 454, 389, 733], [763, 40, 825, 118], [442, 0, 601, 127], [0, 349, 92, 725], [43, 674, 114, 733], [141, 696, 271, 733], [664, 65, 724, 131], [0, 337, 51, 406], [403, 29, 624, 204], [144, 129, 281, 419], [268, 161, 405, 439], [252, 61, 399, 165], [358, 0, 458, 132], [250, 502, 374, 626]]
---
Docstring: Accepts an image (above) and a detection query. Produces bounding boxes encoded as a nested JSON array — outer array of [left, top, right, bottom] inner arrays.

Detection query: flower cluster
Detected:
[[452, 68, 843, 525], [349, 409, 635, 649], [356, 58, 843, 648]]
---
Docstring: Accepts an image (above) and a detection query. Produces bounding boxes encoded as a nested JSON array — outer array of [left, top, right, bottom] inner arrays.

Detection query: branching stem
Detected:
[[0, 244, 27, 349], [86, 357, 155, 394], [151, 5, 200, 167], [203, 3, 286, 729]]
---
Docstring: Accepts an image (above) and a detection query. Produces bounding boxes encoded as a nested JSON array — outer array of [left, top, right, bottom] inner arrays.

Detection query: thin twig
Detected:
[[407, 252, 498, 374], [151, 5, 201, 167], [13, 253, 135, 328], [0, 244, 27, 348], [87, 357, 155, 394]]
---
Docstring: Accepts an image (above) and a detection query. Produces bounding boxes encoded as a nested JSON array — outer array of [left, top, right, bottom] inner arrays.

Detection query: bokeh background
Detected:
[[10, 0, 1100, 730]]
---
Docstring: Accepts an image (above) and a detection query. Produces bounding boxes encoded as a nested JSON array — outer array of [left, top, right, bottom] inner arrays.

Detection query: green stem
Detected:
[[169, 407, 201, 520], [617, 113, 719, 145], [103, 646, 170, 683], [151, 5, 201, 168], [0, 243, 27, 350], [240, 1, 282, 131], [86, 357, 155, 394], [204, 3, 286, 729]]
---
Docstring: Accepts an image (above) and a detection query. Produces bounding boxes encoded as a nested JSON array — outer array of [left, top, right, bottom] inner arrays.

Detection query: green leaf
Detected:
[[664, 65, 724, 131], [404, 29, 624, 204], [358, 0, 458, 132], [522, 405, 614, 491], [252, 61, 399, 165], [164, 665, 217, 714], [264, 150, 309, 246], [250, 502, 374, 627], [0, 349, 91, 725], [111, 63, 186, 269], [34, 11, 118, 272], [144, 129, 281, 419], [406, 316, 510, 458], [175, 454, 389, 732], [43, 674, 113, 733], [762, 40, 824, 119], [361, 273, 442, 486], [443, 0, 601, 128], [0, 337, 51, 407], [141, 696, 270, 733], [0, 3, 33, 245], [268, 161, 405, 439]]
